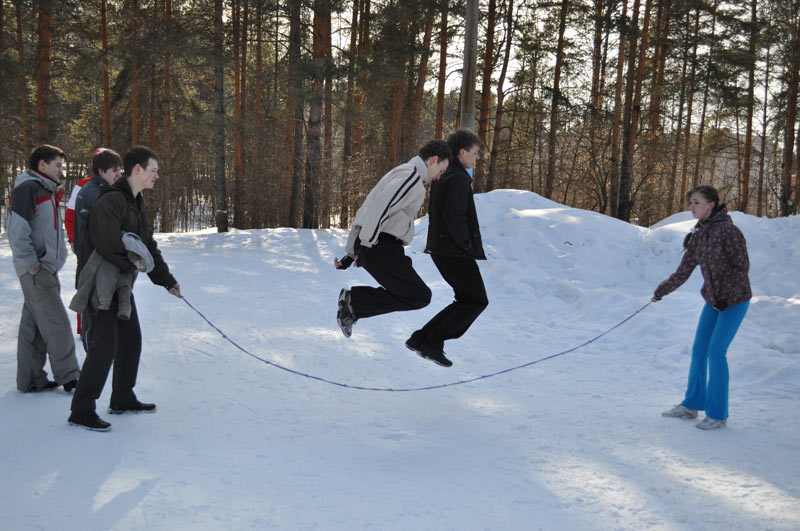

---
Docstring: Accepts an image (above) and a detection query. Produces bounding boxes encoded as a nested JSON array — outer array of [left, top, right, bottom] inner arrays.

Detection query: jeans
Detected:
[[682, 301, 749, 421]]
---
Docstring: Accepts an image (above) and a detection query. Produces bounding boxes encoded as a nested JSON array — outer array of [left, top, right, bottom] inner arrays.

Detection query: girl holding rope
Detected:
[[652, 186, 752, 430]]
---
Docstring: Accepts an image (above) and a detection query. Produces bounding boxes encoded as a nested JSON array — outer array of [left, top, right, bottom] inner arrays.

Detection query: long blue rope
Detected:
[[181, 297, 651, 392]]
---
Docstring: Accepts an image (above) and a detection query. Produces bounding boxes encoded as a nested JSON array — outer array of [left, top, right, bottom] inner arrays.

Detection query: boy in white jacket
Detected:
[[334, 140, 450, 353]]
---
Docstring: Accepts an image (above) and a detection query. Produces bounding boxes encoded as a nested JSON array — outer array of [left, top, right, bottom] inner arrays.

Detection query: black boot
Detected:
[[68, 412, 112, 432]]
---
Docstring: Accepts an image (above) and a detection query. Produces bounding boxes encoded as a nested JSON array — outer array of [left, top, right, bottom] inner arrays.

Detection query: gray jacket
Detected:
[[70, 232, 153, 320], [7, 170, 68, 276]]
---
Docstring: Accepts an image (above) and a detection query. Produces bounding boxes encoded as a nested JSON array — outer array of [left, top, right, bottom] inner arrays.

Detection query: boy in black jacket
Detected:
[[406, 130, 488, 367], [68, 146, 182, 432]]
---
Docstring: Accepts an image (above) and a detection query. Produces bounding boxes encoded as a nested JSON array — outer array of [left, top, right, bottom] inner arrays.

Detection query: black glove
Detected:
[[336, 255, 354, 270]]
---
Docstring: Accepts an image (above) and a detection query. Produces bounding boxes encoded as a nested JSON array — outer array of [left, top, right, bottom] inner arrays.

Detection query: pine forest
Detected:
[[1, 0, 799, 233]]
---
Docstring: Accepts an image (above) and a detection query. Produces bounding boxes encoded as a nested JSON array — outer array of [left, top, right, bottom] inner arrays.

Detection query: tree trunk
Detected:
[[1, 1, 4, 214], [353, 0, 370, 161], [680, 5, 700, 198], [435, 4, 448, 139], [342, 0, 360, 228], [131, 0, 139, 145], [609, 0, 628, 217], [305, 0, 330, 229], [284, 0, 304, 227], [35, 0, 53, 144], [101, 0, 111, 146], [389, 19, 409, 164], [148, 2, 157, 149], [16, 3, 31, 152], [618, 0, 641, 222], [545, 0, 569, 200], [161, 0, 172, 232], [323, 8, 333, 229], [410, 10, 436, 154], [739, 0, 758, 212], [757, 47, 770, 217], [214, 0, 228, 233], [476, 0, 497, 192], [488, 0, 514, 192], [460, 0, 478, 132], [692, 2, 718, 190], [781, 7, 800, 216], [252, 2, 263, 228]]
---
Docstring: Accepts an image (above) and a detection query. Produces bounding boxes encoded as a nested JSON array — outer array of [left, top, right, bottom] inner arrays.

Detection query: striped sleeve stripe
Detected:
[[367, 168, 419, 244]]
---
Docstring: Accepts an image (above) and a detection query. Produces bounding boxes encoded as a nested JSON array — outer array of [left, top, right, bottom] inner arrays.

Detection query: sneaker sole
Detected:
[[68, 420, 112, 432], [107, 406, 157, 415], [415, 350, 453, 368], [696, 421, 726, 430], [661, 413, 698, 419], [337, 290, 353, 338]]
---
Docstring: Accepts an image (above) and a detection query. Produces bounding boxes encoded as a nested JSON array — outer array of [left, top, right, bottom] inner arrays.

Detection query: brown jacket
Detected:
[[654, 205, 751, 311]]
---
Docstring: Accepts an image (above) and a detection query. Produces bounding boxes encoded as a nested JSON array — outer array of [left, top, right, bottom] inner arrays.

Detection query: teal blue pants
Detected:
[[682, 301, 749, 421]]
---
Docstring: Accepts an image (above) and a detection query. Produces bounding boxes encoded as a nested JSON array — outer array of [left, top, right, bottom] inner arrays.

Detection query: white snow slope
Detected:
[[1, 189, 798, 530]]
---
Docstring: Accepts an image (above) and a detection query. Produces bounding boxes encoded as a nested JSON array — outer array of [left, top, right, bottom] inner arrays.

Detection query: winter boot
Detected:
[[337, 289, 355, 338]]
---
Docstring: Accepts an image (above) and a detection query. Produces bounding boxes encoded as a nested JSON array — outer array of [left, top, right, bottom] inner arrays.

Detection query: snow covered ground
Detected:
[[1, 190, 798, 530]]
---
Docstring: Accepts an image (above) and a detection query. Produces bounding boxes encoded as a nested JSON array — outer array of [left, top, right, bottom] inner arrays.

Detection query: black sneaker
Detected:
[[405, 334, 423, 352], [417, 342, 453, 367], [68, 413, 112, 432], [337, 289, 355, 338], [108, 400, 157, 415], [26, 380, 59, 392], [62, 379, 78, 393]]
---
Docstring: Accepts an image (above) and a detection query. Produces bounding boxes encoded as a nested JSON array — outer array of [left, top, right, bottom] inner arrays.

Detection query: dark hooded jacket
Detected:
[[424, 159, 486, 260], [77, 177, 176, 291], [654, 205, 751, 311]]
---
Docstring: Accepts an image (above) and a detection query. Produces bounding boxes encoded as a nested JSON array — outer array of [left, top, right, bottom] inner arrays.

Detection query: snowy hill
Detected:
[[1, 190, 798, 530]]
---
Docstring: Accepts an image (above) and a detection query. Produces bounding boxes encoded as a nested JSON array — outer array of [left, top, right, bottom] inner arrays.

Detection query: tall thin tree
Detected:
[[739, 0, 758, 212], [545, 0, 569, 200], [435, 1, 448, 139], [35, 0, 54, 144], [131, 0, 139, 145], [214, 0, 228, 232], [488, 0, 514, 191], [781, 5, 800, 216], [460, 0, 478, 131], [16, 3, 31, 152], [101, 0, 111, 146]]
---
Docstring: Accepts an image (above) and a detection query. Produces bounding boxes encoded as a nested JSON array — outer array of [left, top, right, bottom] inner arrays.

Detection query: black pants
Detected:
[[350, 236, 431, 319], [411, 254, 488, 351], [71, 294, 142, 415]]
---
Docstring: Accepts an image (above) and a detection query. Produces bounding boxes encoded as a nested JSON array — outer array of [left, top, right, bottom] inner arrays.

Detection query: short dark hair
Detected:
[[418, 139, 451, 162], [29, 144, 66, 171], [686, 185, 720, 207], [92, 148, 122, 175], [446, 129, 481, 160], [123, 146, 158, 176]]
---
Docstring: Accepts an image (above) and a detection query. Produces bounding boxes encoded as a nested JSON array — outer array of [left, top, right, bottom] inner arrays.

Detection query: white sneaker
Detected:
[[661, 404, 698, 419], [696, 416, 727, 430]]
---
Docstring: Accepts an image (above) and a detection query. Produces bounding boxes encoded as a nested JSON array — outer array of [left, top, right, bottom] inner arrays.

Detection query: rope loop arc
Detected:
[[181, 297, 651, 392]]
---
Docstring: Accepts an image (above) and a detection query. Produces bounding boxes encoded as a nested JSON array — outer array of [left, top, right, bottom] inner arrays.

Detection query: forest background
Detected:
[[1, 0, 799, 233]]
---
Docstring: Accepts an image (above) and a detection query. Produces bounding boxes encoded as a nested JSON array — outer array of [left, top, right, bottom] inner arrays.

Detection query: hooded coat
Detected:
[[654, 205, 751, 311], [77, 177, 176, 292], [7, 170, 67, 277]]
